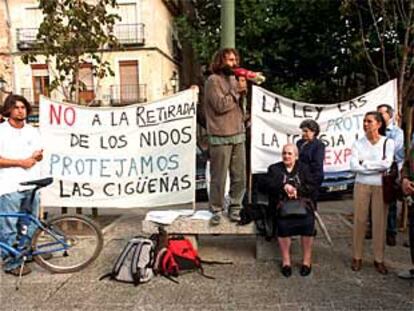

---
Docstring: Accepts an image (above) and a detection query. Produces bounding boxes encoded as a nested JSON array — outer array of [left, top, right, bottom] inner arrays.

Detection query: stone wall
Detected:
[[0, 1, 12, 93]]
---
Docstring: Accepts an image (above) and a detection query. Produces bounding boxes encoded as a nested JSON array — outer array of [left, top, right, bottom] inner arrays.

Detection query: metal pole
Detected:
[[220, 0, 235, 48]]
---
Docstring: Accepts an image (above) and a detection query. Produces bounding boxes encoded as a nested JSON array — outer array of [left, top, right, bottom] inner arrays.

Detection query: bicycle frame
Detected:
[[0, 212, 71, 259]]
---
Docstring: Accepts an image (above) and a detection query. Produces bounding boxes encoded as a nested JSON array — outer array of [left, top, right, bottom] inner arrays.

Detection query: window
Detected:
[[25, 8, 43, 27], [31, 64, 49, 106], [116, 3, 141, 44], [79, 63, 95, 103], [119, 60, 139, 104], [118, 3, 137, 24]]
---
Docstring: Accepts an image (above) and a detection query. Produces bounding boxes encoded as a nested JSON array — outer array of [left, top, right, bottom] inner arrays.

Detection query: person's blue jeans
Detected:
[[0, 191, 39, 271], [387, 199, 397, 236]]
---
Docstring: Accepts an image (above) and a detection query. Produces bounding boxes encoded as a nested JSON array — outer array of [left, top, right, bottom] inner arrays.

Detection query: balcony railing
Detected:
[[114, 24, 145, 46], [20, 85, 147, 107], [16, 28, 41, 50], [109, 84, 147, 106]]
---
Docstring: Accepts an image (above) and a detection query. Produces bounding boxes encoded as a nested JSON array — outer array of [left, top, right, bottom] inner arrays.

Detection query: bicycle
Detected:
[[0, 177, 103, 281]]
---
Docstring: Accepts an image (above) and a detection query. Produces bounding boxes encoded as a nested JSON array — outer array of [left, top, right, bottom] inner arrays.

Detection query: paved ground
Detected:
[[2, 198, 414, 311]]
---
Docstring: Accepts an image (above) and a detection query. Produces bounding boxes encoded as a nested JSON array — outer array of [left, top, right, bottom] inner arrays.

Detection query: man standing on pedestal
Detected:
[[204, 48, 246, 226]]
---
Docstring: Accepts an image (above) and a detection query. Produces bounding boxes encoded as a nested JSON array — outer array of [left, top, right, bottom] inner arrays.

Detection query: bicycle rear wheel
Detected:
[[32, 214, 103, 273]]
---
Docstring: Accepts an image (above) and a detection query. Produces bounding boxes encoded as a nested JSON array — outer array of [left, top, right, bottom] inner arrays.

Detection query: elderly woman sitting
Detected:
[[260, 143, 317, 277]]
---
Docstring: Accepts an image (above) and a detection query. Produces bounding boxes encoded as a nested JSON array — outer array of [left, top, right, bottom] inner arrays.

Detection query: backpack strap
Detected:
[[154, 247, 168, 274], [112, 239, 137, 278], [382, 138, 388, 160], [131, 241, 144, 286], [197, 258, 232, 279], [99, 238, 137, 281], [199, 259, 233, 265]]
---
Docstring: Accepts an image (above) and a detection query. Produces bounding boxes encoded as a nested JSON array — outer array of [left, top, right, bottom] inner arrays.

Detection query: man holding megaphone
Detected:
[[204, 48, 248, 226]]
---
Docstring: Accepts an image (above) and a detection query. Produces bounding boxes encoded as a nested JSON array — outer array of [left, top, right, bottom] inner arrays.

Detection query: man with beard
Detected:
[[204, 48, 246, 226], [0, 94, 43, 276]]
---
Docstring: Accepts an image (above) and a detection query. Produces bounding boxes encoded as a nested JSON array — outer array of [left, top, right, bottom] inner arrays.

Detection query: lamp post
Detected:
[[170, 71, 178, 94], [220, 0, 235, 48], [0, 76, 10, 107]]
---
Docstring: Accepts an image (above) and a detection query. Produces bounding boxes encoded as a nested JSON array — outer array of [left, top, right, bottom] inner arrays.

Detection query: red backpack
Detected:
[[154, 236, 230, 283]]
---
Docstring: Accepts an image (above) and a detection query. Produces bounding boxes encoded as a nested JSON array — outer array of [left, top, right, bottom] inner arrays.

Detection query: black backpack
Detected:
[[99, 237, 155, 286]]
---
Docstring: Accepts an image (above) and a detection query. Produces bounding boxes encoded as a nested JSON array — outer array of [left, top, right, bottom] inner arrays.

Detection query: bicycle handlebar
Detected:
[[19, 177, 53, 188]]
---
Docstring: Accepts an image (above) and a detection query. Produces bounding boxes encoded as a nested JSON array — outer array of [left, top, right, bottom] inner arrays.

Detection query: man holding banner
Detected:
[[204, 48, 246, 225]]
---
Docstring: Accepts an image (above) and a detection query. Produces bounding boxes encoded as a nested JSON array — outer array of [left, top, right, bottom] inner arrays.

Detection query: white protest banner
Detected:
[[39, 89, 198, 208], [251, 79, 397, 174]]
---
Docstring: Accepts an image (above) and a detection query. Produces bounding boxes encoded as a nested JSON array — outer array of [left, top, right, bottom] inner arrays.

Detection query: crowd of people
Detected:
[[1, 47, 414, 281], [203, 47, 414, 279]]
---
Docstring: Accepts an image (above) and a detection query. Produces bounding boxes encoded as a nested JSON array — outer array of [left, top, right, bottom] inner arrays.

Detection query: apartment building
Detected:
[[0, 0, 12, 104], [0, 0, 191, 116]]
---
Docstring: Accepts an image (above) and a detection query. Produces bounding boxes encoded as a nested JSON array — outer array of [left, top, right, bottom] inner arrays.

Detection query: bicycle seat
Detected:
[[20, 177, 54, 188]]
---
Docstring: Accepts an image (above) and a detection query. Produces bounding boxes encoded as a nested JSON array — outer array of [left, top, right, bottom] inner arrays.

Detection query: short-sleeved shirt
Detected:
[[0, 121, 42, 196]]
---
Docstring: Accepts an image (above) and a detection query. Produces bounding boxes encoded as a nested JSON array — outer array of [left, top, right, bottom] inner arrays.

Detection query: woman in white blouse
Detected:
[[350, 111, 394, 275]]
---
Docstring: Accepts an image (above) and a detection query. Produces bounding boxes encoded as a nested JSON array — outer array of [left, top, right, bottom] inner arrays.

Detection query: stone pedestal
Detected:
[[143, 215, 283, 260]]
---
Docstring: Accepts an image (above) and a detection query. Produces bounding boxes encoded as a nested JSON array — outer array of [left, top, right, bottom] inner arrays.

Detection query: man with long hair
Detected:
[[0, 94, 43, 276], [204, 48, 247, 225]]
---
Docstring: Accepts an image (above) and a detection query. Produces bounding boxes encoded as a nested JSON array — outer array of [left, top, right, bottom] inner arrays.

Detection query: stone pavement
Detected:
[[1, 198, 414, 311]]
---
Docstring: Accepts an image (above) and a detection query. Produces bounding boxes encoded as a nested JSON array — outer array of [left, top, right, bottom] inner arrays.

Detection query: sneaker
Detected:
[[398, 269, 414, 280], [5, 265, 32, 277], [209, 213, 221, 226], [228, 210, 241, 222]]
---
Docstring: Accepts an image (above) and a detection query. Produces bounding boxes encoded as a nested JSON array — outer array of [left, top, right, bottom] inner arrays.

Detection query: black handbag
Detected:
[[277, 199, 309, 218], [381, 139, 403, 203]]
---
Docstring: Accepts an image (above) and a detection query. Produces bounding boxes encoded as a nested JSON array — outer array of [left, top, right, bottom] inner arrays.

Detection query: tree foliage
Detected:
[[343, 1, 414, 106], [21, 0, 120, 104], [176, 0, 361, 103], [177, 0, 414, 113]]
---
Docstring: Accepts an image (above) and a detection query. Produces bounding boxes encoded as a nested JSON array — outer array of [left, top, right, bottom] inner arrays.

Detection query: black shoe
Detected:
[[386, 234, 396, 247], [300, 264, 312, 277], [281, 265, 292, 278]]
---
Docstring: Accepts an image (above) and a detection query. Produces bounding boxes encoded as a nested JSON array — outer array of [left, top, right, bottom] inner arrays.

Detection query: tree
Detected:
[[176, 0, 360, 103], [343, 0, 414, 138], [21, 0, 120, 104]]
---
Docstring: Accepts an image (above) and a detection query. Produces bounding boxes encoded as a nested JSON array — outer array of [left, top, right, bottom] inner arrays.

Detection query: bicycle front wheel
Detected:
[[32, 215, 103, 273]]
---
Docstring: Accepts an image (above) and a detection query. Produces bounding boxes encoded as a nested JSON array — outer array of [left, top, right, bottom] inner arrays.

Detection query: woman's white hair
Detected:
[[282, 143, 299, 157]]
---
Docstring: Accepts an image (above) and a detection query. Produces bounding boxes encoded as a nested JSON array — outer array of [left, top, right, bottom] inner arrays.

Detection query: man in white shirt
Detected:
[[0, 94, 43, 276]]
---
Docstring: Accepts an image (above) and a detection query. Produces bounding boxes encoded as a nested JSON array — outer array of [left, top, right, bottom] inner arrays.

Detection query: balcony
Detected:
[[16, 28, 41, 50], [109, 84, 147, 106], [114, 24, 145, 46]]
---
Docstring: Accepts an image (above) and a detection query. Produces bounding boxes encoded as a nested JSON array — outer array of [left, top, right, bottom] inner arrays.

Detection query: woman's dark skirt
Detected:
[[276, 209, 315, 237]]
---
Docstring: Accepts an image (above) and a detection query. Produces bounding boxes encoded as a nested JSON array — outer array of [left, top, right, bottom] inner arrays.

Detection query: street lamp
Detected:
[[0, 76, 11, 109], [170, 71, 178, 93], [0, 77, 7, 93]]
